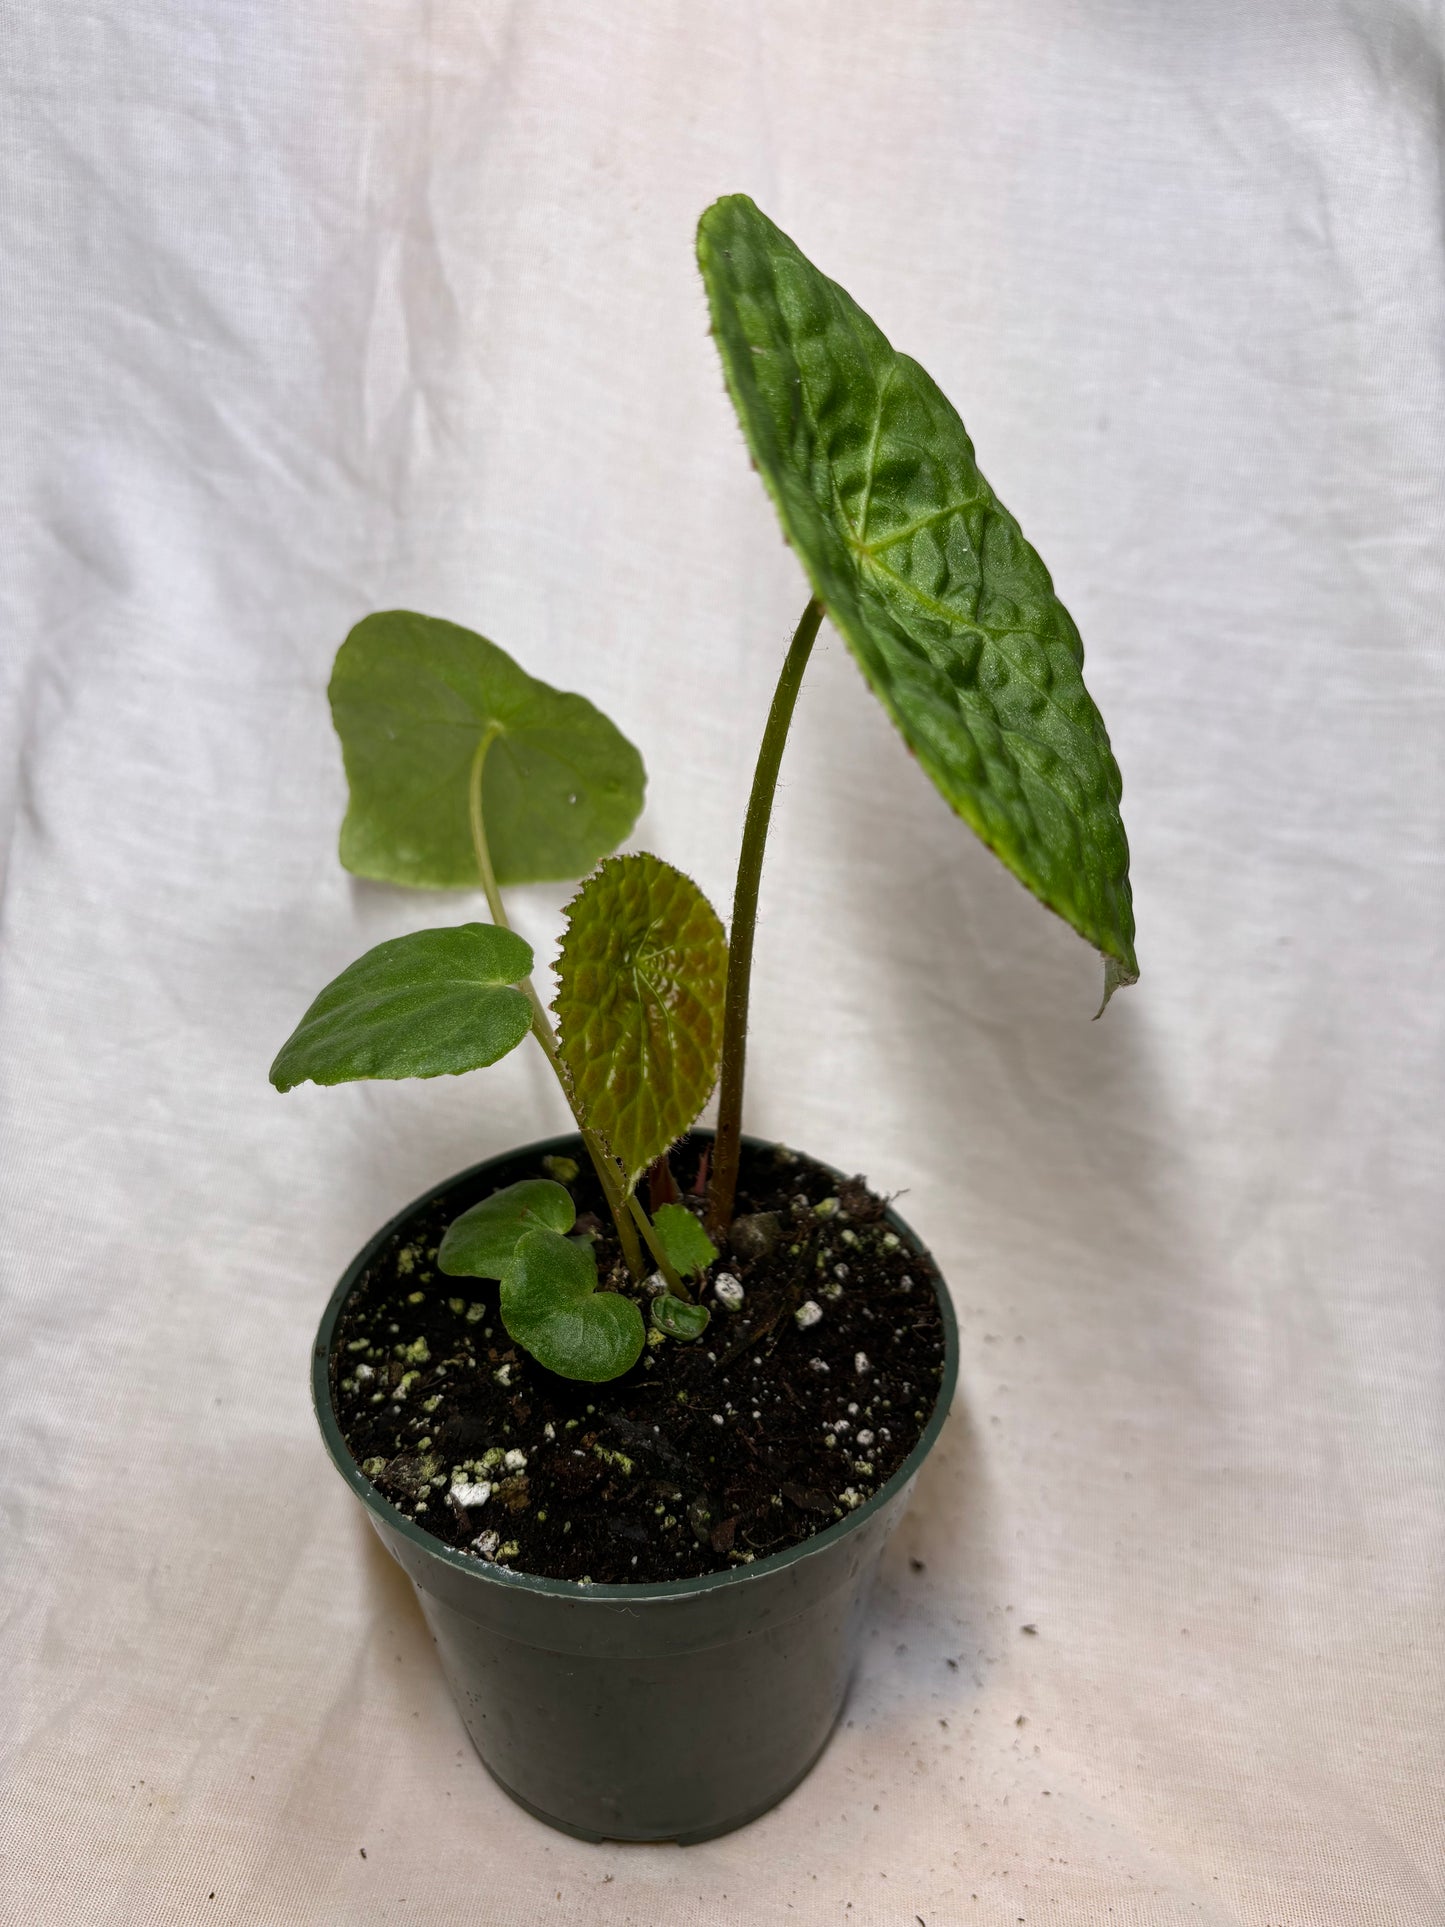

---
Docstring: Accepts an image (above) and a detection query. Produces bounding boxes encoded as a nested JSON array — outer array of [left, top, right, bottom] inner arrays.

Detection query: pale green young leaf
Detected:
[[553, 855, 728, 1187], [330, 611, 646, 889], [650, 1293, 710, 1341], [500, 1226, 645, 1382], [438, 1179, 576, 1281], [269, 924, 533, 1090], [697, 195, 1137, 994], [651, 1202, 719, 1280]]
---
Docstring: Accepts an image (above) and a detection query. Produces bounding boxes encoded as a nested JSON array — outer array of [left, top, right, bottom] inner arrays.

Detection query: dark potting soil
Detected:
[[331, 1135, 946, 1586]]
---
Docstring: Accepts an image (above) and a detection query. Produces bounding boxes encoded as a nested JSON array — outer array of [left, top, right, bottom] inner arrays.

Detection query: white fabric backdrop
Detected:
[[3, 4, 1441, 1921]]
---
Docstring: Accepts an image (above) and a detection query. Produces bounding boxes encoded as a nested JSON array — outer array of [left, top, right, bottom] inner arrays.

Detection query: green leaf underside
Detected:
[[330, 611, 646, 889], [697, 195, 1137, 987], [651, 1293, 711, 1341], [438, 1179, 576, 1280], [651, 1202, 719, 1279], [553, 855, 729, 1188], [269, 924, 533, 1090], [500, 1227, 645, 1382]]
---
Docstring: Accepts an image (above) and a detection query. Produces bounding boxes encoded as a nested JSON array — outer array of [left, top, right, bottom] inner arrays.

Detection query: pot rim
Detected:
[[313, 1129, 958, 1605]]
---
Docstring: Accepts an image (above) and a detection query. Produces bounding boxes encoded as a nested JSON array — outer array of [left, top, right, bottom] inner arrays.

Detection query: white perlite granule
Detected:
[[450, 1482, 491, 1510], [795, 1299, 823, 1328]]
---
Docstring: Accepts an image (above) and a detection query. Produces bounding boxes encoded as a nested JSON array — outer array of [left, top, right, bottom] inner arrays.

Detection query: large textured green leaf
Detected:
[[330, 610, 646, 889], [438, 1179, 576, 1280], [269, 924, 533, 1090], [553, 854, 728, 1187], [500, 1226, 645, 1382], [697, 195, 1137, 992]]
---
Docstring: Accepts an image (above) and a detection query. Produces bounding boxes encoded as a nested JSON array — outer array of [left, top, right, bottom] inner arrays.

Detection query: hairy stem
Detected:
[[706, 597, 824, 1238], [469, 735, 646, 1279]]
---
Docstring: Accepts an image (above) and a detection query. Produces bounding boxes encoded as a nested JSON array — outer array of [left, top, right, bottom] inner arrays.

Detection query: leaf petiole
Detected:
[[625, 1192, 690, 1301], [706, 597, 823, 1237], [468, 732, 648, 1280]]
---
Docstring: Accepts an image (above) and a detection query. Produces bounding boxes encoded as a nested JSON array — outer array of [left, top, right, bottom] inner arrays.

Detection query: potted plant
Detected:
[[273, 194, 1137, 1843]]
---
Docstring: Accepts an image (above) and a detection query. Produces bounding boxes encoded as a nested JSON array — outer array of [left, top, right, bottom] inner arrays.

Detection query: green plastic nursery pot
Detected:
[[312, 1132, 958, 1845]]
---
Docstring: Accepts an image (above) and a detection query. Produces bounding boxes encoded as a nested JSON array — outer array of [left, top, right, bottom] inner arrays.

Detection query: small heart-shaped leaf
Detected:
[[438, 1179, 576, 1281], [698, 195, 1137, 997], [270, 924, 533, 1090], [330, 610, 646, 889], [651, 1203, 718, 1280], [500, 1227, 645, 1383], [650, 1293, 711, 1342], [554, 854, 728, 1187]]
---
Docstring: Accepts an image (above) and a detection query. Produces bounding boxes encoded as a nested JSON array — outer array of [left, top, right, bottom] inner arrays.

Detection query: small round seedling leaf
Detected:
[[697, 195, 1137, 998], [500, 1227, 645, 1383], [269, 924, 533, 1090], [553, 855, 728, 1187], [330, 611, 646, 888], [650, 1293, 711, 1342], [438, 1179, 576, 1281], [651, 1203, 719, 1280]]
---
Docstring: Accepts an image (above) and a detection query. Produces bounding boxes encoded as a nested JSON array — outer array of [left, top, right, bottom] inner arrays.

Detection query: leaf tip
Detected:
[[268, 1046, 298, 1093], [1094, 953, 1138, 1020]]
